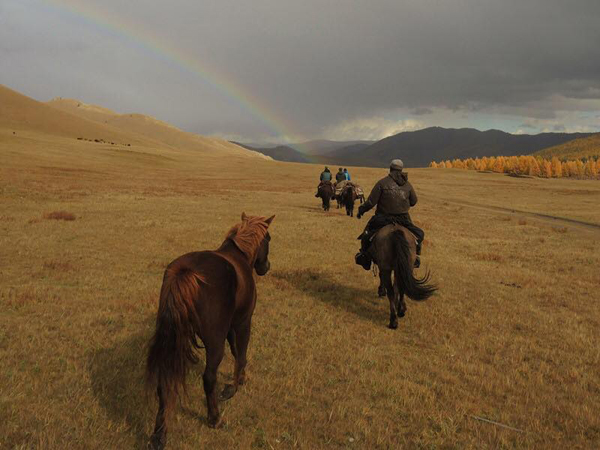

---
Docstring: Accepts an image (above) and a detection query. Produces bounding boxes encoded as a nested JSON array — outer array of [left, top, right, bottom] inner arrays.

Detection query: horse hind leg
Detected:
[[396, 286, 407, 318], [382, 270, 398, 329], [203, 340, 226, 428], [378, 271, 387, 297], [392, 270, 407, 318], [149, 385, 168, 450]]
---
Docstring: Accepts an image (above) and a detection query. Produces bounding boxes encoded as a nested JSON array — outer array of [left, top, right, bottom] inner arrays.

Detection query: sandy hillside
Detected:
[[46, 97, 271, 159], [0, 85, 158, 147]]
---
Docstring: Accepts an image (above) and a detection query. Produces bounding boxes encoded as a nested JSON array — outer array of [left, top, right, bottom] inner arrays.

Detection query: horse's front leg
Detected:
[[381, 270, 397, 329], [222, 320, 251, 401]]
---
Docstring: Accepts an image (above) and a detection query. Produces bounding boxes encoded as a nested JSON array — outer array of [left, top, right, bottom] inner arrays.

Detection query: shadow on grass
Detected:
[[88, 327, 151, 449], [271, 268, 388, 326], [88, 320, 213, 448]]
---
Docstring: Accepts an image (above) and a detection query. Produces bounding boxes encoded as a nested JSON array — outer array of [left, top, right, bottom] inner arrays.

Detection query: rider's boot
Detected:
[[355, 231, 372, 270]]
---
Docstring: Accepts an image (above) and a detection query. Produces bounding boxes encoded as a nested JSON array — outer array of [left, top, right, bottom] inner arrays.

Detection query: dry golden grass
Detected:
[[1, 127, 600, 449]]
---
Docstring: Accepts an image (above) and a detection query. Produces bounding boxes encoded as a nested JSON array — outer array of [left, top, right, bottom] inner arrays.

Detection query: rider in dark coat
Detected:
[[355, 159, 424, 270], [335, 168, 346, 183]]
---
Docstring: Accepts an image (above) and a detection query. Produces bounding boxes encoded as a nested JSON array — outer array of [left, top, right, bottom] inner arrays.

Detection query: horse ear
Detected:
[[265, 215, 275, 225], [241, 212, 248, 221]]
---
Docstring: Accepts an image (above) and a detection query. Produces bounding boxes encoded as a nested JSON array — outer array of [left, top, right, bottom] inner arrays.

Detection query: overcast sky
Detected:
[[2, 0, 600, 143]]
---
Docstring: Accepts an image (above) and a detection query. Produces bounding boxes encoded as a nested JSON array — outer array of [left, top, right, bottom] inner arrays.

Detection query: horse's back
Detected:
[[165, 251, 240, 309]]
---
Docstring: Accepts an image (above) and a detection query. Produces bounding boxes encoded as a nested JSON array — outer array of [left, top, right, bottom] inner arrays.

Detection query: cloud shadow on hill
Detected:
[[271, 268, 388, 326]]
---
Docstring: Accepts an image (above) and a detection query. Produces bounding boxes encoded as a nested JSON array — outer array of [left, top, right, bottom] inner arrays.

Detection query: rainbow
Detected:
[[40, 0, 302, 146]]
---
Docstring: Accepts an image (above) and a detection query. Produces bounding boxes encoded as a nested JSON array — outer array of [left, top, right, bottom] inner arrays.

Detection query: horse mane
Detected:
[[225, 215, 270, 262]]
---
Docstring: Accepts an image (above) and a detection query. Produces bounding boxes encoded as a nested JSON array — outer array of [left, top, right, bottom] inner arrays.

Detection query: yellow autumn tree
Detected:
[[576, 160, 585, 178], [517, 156, 529, 174], [454, 159, 467, 169], [527, 157, 541, 177], [566, 161, 577, 177], [596, 159, 600, 175], [506, 156, 518, 174], [542, 160, 552, 178], [429, 161, 438, 168], [584, 160, 597, 178], [551, 157, 562, 178], [493, 156, 505, 173], [445, 160, 452, 169]]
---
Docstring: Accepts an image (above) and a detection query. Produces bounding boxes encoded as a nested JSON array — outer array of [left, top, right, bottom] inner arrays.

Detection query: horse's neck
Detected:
[[217, 239, 252, 266]]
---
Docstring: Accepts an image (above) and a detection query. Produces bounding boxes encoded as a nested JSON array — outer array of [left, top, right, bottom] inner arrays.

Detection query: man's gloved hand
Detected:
[[357, 206, 365, 219]]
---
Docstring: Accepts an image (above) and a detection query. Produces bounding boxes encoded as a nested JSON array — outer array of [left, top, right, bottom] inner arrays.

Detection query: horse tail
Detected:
[[392, 230, 436, 301], [146, 266, 204, 413]]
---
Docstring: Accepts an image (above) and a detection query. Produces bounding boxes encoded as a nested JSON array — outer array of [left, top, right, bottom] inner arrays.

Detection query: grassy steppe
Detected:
[[1, 130, 600, 449]]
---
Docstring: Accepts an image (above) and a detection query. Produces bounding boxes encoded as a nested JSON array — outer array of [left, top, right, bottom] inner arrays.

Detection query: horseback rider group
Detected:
[[335, 167, 351, 182], [315, 160, 425, 269]]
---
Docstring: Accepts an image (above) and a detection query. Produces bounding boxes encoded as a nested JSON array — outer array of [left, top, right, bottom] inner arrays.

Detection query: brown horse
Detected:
[[368, 224, 436, 329], [341, 185, 357, 217], [316, 182, 334, 211], [146, 213, 275, 449]]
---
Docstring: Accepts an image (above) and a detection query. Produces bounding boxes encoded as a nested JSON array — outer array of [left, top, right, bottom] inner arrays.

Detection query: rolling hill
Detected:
[[327, 127, 594, 168], [534, 133, 600, 160], [0, 85, 156, 147], [45, 96, 270, 159]]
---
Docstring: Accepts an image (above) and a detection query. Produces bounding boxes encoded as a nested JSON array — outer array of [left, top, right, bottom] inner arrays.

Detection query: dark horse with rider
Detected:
[[355, 159, 435, 328]]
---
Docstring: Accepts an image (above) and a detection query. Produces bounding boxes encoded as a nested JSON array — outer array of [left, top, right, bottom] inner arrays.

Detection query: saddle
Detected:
[[359, 224, 418, 251]]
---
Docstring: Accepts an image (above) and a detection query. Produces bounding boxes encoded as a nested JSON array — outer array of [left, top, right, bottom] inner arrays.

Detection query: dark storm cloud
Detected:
[[2, 0, 600, 140]]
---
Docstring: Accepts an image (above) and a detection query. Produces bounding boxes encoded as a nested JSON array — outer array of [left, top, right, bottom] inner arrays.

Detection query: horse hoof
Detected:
[[388, 321, 398, 330], [148, 434, 166, 450], [398, 311, 406, 318], [208, 416, 223, 429], [220, 384, 237, 401]]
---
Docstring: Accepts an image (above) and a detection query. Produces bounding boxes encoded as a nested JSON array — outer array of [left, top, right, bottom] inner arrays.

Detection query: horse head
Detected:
[[254, 215, 275, 275]]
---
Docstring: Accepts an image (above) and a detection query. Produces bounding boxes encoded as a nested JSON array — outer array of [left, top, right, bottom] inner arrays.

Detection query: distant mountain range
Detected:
[[241, 127, 597, 167], [234, 143, 312, 163], [235, 140, 374, 164]]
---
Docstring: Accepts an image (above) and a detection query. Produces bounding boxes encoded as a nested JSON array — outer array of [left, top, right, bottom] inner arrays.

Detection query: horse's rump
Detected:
[[369, 224, 416, 268], [146, 252, 239, 411]]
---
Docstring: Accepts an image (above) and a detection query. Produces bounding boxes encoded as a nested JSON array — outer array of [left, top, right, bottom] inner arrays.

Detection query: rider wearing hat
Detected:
[[355, 159, 425, 269]]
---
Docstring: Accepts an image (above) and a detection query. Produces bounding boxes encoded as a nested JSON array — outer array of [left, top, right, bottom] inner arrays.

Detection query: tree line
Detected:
[[429, 155, 600, 179]]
